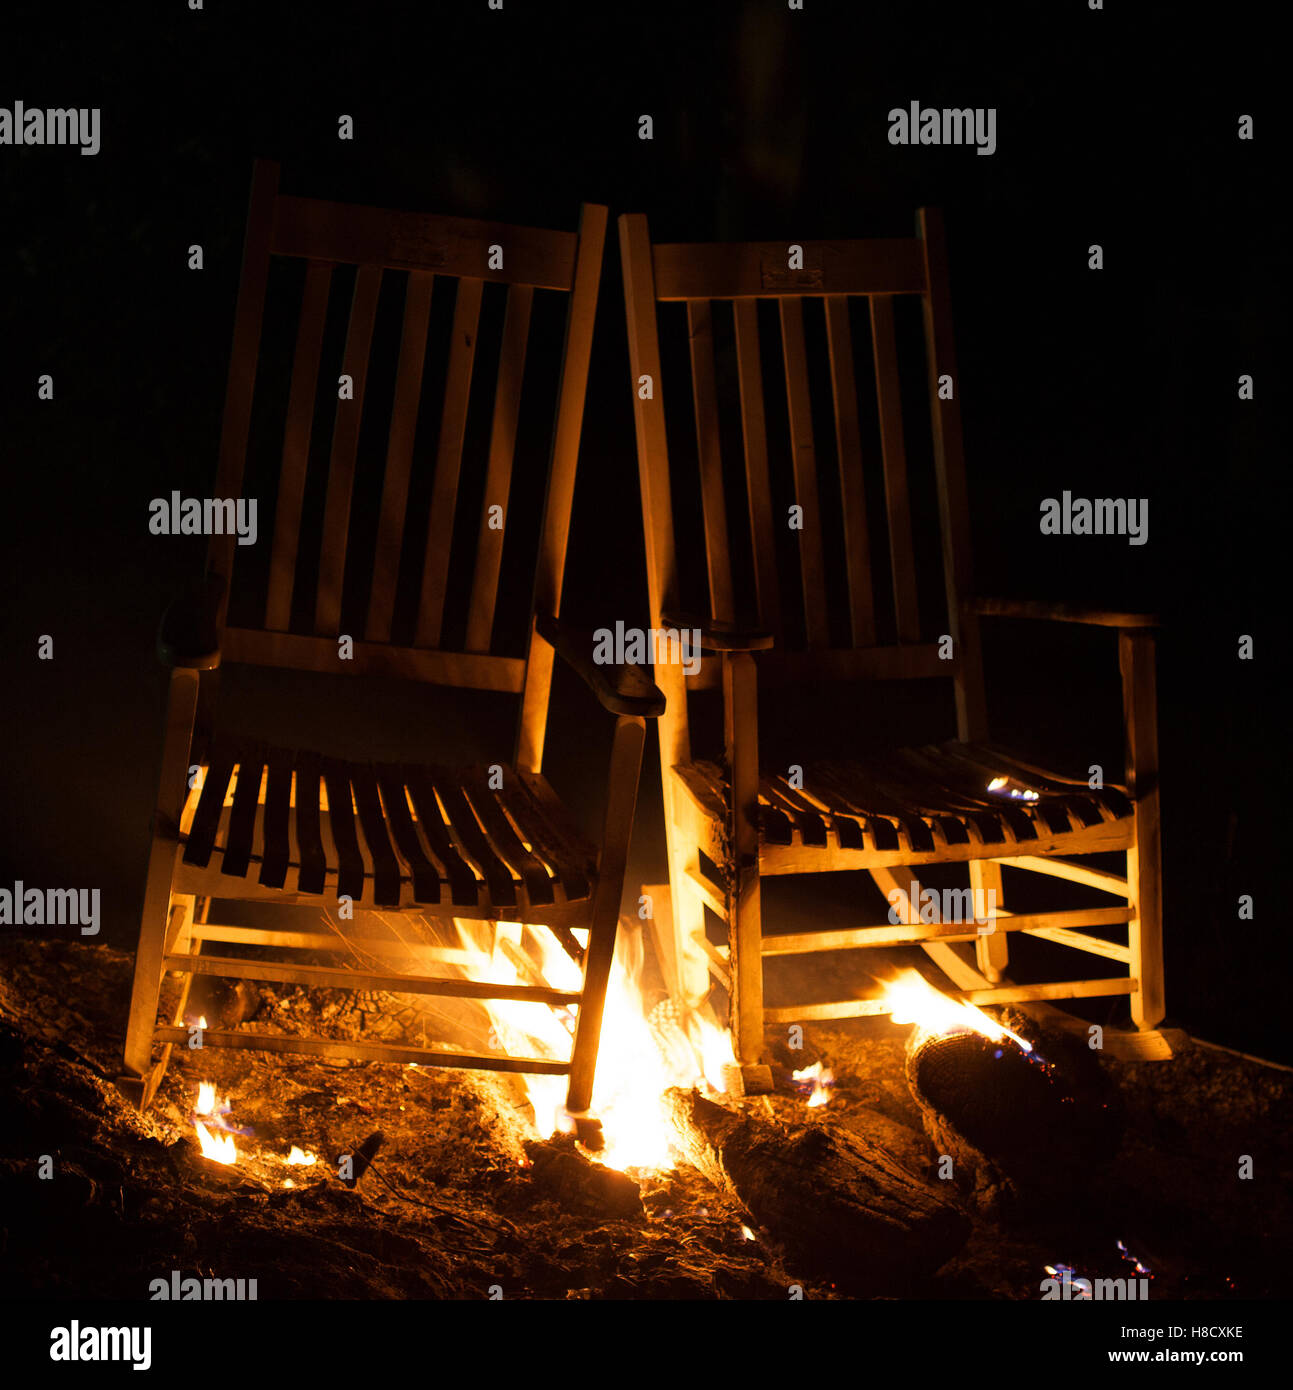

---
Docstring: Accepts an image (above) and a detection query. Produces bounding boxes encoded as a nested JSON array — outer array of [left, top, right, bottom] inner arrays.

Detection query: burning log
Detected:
[[664, 1089, 969, 1291], [904, 1008, 1122, 1220], [523, 1134, 644, 1220]]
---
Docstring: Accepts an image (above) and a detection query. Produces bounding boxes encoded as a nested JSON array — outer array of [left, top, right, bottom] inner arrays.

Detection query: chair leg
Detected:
[[723, 653, 766, 1079], [1121, 630, 1165, 1030], [728, 862, 765, 1071], [663, 815, 712, 1013], [971, 859, 1008, 982], [1128, 841, 1165, 1030], [123, 666, 200, 1092], [566, 716, 645, 1115], [122, 837, 180, 1081]]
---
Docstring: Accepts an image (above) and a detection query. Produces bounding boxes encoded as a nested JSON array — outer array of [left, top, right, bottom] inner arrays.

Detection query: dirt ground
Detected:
[[1, 936, 1289, 1300]]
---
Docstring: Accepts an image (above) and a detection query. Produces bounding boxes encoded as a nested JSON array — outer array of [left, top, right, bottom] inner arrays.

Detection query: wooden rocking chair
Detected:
[[619, 209, 1166, 1089], [121, 160, 663, 1115]]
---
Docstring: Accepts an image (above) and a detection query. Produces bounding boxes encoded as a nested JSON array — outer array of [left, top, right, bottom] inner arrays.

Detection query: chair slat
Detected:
[[686, 300, 735, 622], [351, 763, 402, 907], [732, 300, 781, 632], [650, 238, 927, 300], [403, 767, 481, 906], [434, 779, 518, 908], [806, 762, 924, 854], [759, 774, 827, 846], [415, 277, 485, 649], [918, 208, 986, 739], [269, 195, 578, 288], [375, 764, 441, 903], [315, 264, 384, 635], [766, 771, 867, 851], [952, 742, 1126, 828], [293, 752, 327, 894], [844, 754, 967, 847], [210, 159, 280, 632], [870, 294, 921, 643], [778, 299, 830, 647], [801, 763, 901, 853], [465, 284, 534, 651], [259, 746, 294, 888], [365, 269, 435, 643], [322, 759, 366, 901], [823, 296, 877, 647], [222, 744, 266, 878], [462, 769, 555, 905], [182, 747, 236, 869], [500, 773, 593, 903], [884, 746, 1011, 844], [266, 261, 332, 631], [921, 744, 1048, 840]]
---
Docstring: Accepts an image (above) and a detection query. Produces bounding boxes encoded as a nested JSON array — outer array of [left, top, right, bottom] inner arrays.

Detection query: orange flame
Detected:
[[791, 1060, 835, 1107], [458, 918, 733, 1172], [192, 1081, 238, 1165], [879, 969, 1032, 1051]]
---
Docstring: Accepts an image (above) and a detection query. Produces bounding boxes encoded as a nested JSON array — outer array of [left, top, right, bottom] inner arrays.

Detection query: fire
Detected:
[[791, 1061, 835, 1108], [457, 918, 734, 1172], [879, 969, 1033, 1052], [286, 1146, 316, 1166], [192, 1082, 238, 1165], [986, 775, 1038, 802]]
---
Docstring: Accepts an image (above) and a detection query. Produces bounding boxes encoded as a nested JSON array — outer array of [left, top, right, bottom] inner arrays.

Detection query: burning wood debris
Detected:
[[1, 935, 1290, 1299]]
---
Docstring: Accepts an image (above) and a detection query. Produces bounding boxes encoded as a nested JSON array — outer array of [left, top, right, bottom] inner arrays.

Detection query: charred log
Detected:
[[905, 1010, 1123, 1221], [664, 1088, 970, 1291]]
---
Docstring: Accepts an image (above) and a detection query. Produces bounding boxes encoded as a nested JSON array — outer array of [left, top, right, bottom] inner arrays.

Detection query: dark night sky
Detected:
[[0, 4, 1284, 1056]]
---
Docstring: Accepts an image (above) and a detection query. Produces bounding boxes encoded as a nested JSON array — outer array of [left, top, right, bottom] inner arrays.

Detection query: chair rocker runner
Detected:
[[122, 160, 663, 1115], [618, 208, 1167, 1087]]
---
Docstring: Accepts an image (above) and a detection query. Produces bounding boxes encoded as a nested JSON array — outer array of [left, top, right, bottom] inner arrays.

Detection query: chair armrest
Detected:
[[158, 573, 225, 670], [661, 609, 774, 652], [536, 613, 666, 718], [967, 596, 1159, 630]]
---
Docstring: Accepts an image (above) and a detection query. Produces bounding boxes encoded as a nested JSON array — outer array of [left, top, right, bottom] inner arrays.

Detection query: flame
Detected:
[[286, 1146, 316, 1166], [457, 917, 733, 1172], [879, 969, 1033, 1052], [986, 775, 1038, 802], [192, 1082, 238, 1165], [791, 1060, 835, 1108], [193, 1078, 240, 1167], [1117, 1239, 1152, 1276]]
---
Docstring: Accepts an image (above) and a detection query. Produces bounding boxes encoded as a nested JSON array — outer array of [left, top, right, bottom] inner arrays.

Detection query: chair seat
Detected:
[[676, 739, 1133, 858], [176, 739, 598, 913]]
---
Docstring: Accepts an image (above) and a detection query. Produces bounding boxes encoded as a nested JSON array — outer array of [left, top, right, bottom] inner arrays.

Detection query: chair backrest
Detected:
[[206, 159, 607, 771], [619, 209, 988, 768]]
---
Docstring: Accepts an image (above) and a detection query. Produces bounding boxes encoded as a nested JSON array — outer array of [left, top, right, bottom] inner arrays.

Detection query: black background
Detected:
[[0, 3, 1283, 1057]]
